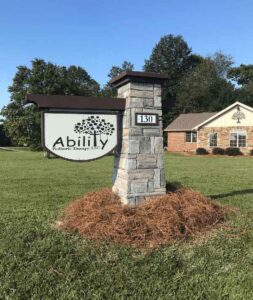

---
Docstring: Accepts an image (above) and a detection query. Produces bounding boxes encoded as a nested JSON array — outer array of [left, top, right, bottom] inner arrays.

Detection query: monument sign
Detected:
[[26, 71, 169, 205]]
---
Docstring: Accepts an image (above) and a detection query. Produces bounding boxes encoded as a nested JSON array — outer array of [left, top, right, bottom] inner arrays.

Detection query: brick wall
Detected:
[[198, 126, 253, 154], [167, 132, 197, 152]]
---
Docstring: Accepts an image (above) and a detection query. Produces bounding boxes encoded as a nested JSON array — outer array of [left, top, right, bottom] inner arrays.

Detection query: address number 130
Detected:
[[135, 113, 159, 126]]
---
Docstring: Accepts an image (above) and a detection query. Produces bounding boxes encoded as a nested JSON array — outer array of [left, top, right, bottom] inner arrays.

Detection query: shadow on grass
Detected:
[[166, 182, 253, 201], [45, 156, 59, 160], [210, 189, 253, 200], [0, 147, 16, 151], [43, 152, 59, 159], [166, 181, 184, 192]]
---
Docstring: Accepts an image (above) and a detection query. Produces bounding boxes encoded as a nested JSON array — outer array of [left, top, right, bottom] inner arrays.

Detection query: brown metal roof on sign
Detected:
[[25, 94, 126, 111], [110, 71, 169, 88], [164, 112, 217, 131]]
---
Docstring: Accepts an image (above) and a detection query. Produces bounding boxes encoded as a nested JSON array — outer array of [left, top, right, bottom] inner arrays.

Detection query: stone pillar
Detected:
[[110, 71, 168, 205]]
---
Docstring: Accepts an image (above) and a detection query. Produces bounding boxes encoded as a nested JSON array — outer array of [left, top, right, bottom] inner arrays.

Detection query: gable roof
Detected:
[[164, 112, 217, 132], [193, 101, 253, 130]]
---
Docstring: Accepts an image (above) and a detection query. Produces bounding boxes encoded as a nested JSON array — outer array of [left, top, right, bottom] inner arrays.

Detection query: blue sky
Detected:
[[0, 0, 253, 108]]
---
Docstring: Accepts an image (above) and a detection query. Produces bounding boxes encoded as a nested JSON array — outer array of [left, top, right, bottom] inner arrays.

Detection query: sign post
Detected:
[[110, 71, 169, 205]]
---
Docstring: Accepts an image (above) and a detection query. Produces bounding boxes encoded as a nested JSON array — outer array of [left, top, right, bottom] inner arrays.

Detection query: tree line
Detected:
[[1, 34, 253, 148]]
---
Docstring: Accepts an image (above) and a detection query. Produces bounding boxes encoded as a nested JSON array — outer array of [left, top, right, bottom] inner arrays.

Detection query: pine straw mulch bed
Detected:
[[58, 188, 230, 249]]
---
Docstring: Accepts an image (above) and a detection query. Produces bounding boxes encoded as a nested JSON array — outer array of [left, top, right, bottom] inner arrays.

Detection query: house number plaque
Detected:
[[135, 113, 159, 126]]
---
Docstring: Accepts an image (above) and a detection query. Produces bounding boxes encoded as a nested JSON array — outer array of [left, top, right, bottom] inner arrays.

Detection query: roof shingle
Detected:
[[164, 112, 217, 131]]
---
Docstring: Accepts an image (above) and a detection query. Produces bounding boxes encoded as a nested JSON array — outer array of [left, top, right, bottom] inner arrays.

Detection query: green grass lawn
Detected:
[[1, 150, 253, 299]]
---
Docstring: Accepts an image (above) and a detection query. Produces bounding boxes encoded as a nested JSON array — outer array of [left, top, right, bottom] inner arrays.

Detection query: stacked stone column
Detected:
[[111, 72, 167, 205]]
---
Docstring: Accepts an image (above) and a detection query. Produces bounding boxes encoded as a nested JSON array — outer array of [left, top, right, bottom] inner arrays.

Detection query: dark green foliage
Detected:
[[143, 36, 236, 130], [233, 83, 253, 107], [143, 34, 201, 113], [101, 61, 134, 97], [1, 59, 100, 148], [108, 61, 134, 81], [143, 34, 204, 131], [228, 64, 253, 85], [143, 34, 200, 80], [0, 123, 11, 146], [224, 147, 243, 156], [212, 147, 225, 155], [196, 147, 209, 155], [176, 59, 235, 113], [227, 64, 253, 107]]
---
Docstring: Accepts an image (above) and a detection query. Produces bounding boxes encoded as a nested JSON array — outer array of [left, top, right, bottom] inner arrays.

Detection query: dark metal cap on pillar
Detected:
[[110, 71, 169, 88]]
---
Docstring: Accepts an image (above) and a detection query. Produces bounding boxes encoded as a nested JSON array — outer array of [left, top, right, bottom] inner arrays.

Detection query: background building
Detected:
[[165, 102, 253, 154]]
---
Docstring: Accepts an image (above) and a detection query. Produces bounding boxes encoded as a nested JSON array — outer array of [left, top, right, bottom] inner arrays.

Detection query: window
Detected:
[[230, 133, 237, 147], [185, 132, 191, 142], [230, 130, 246, 147], [192, 132, 197, 142], [209, 133, 217, 147], [185, 132, 197, 143], [238, 133, 246, 147]]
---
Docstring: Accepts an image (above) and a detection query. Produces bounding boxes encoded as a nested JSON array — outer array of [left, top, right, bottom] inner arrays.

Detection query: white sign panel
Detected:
[[43, 113, 117, 161]]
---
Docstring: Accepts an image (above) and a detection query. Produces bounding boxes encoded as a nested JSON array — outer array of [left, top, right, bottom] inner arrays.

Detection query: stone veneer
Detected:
[[198, 126, 253, 154], [112, 81, 166, 205]]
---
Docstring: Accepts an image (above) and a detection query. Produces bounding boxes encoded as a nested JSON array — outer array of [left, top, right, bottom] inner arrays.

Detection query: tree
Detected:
[[0, 123, 11, 146], [143, 34, 203, 109], [108, 61, 134, 81], [62, 65, 100, 96], [232, 82, 253, 107], [143, 34, 203, 129], [144, 34, 196, 74], [176, 59, 235, 113], [101, 61, 134, 97], [228, 64, 253, 85], [1, 59, 100, 149], [227, 64, 253, 106], [209, 51, 234, 79]]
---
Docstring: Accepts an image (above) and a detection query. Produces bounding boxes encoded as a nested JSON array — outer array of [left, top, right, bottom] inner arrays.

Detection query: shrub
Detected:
[[224, 147, 243, 156], [250, 149, 253, 156], [212, 147, 225, 155], [196, 148, 209, 155]]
